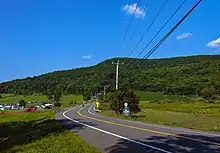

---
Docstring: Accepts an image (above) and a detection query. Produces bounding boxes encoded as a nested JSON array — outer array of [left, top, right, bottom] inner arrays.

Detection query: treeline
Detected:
[[0, 55, 219, 96]]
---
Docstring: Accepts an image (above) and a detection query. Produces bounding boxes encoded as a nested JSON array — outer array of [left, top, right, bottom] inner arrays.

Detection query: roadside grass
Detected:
[[100, 102, 220, 132], [139, 101, 220, 115], [136, 91, 199, 101], [0, 111, 100, 153]]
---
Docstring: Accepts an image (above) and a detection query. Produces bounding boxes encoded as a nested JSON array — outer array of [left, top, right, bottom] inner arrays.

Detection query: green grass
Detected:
[[139, 101, 220, 115], [100, 102, 220, 132], [0, 94, 83, 107], [0, 111, 100, 153], [59, 94, 83, 108], [135, 91, 199, 101], [0, 95, 48, 104]]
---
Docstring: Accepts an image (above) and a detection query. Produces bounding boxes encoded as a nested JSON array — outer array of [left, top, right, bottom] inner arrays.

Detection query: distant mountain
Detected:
[[0, 55, 219, 95]]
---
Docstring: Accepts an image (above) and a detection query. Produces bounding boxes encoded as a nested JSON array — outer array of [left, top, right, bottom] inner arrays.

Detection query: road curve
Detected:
[[55, 104, 220, 153]]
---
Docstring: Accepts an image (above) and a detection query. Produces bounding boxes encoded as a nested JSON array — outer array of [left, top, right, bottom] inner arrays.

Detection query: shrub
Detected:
[[69, 100, 73, 105], [54, 102, 61, 107]]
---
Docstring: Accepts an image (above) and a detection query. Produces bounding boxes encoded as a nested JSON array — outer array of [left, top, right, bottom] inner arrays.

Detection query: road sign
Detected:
[[124, 103, 128, 107], [123, 103, 130, 116], [96, 100, 100, 109]]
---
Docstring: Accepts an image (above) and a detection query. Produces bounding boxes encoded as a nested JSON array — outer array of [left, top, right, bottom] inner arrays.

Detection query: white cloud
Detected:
[[207, 37, 220, 48], [122, 3, 146, 19], [82, 55, 92, 59], [176, 33, 192, 40]]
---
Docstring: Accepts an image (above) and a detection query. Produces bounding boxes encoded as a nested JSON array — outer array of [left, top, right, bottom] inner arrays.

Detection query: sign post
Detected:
[[123, 103, 130, 116]]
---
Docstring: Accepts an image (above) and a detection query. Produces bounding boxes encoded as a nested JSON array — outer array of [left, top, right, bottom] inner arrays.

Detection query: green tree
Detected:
[[83, 89, 91, 101], [69, 100, 74, 105], [200, 86, 216, 99], [19, 100, 26, 107], [54, 89, 62, 102], [47, 94, 53, 100], [0, 95, 2, 99], [54, 102, 61, 107], [110, 89, 140, 114]]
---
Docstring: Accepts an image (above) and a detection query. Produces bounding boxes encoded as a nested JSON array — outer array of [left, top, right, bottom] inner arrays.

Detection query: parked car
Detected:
[[0, 105, 4, 111], [45, 104, 53, 109], [24, 107, 36, 112]]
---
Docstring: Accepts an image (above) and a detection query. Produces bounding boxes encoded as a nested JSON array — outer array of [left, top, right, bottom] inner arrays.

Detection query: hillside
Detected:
[[0, 55, 219, 96]]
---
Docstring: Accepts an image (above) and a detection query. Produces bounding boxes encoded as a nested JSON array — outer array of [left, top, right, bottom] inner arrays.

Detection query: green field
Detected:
[[0, 94, 83, 107], [135, 91, 199, 101], [100, 98, 220, 132], [59, 94, 83, 108], [0, 111, 100, 153], [0, 95, 48, 104]]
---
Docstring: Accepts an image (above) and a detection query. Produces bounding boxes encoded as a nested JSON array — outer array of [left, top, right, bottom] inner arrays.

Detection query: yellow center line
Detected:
[[77, 108, 220, 146]]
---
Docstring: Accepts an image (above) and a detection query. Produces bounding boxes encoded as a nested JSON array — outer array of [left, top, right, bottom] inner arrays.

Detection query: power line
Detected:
[[123, 0, 141, 41], [120, 0, 187, 79], [128, 3, 148, 41], [127, 0, 170, 58], [127, 0, 203, 76]]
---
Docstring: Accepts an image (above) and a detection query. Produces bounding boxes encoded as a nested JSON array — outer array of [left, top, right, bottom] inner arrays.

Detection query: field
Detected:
[[100, 91, 220, 132], [0, 94, 83, 107], [0, 95, 48, 104], [135, 91, 199, 101], [59, 94, 83, 108], [0, 111, 100, 153]]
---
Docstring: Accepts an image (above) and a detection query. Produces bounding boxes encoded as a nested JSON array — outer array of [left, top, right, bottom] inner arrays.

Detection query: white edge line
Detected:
[[62, 106, 171, 153], [93, 105, 101, 113], [88, 104, 220, 137]]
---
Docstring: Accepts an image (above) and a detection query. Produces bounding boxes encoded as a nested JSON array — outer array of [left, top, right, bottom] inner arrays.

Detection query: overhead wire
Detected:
[[127, 0, 170, 58], [120, 0, 187, 79], [126, 0, 203, 78], [128, 3, 148, 42]]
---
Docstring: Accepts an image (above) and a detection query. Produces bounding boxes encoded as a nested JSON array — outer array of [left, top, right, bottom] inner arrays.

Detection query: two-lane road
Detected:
[[55, 104, 220, 153]]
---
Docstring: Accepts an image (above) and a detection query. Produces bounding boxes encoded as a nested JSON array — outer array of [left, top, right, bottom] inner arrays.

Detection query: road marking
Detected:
[[78, 104, 220, 146], [63, 107, 171, 153], [88, 104, 220, 137]]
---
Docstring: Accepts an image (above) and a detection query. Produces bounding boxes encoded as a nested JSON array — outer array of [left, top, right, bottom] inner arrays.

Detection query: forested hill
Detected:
[[0, 55, 219, 95]]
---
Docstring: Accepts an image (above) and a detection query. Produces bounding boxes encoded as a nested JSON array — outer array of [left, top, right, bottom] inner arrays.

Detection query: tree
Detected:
[[0, 95, 2, 99], [54, 102, 61, 107], [83, 88, 91, 101], [110, 89, 141, 114], [200, 86, 216, 99], [69, 100, 73, 105], [19, 100, 26, 107], [54, 89, 62, 102], [47, 94, 53, 100]]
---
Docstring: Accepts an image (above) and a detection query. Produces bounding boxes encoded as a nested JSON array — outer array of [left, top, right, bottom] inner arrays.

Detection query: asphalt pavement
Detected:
[[55, 104, 220, 153]]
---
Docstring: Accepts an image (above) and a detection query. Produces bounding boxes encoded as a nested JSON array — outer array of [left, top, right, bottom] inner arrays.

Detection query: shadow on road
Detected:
[[0, 116, 96, 153], [105, 134, 220, 153]]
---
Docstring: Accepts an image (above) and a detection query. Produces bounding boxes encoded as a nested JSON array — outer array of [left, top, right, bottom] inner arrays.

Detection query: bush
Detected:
[[200, 86, 216, 99], [110, 89, 141, 114], [178, 96, 190, 101], [19, 100, 26, 107], [69, 100, 74, 105], [54, 102, 61, 107]]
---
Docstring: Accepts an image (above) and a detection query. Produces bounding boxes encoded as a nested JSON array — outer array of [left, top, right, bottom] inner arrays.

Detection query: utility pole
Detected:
[[112, 60, 124, 90], [103, 85, 109, 100]]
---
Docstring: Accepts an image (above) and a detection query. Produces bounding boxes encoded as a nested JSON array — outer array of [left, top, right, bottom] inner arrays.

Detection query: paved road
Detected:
[[55, 104, 220, 153]]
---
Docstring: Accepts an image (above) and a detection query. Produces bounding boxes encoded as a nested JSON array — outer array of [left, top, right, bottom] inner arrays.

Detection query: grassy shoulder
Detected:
[[0, 111, 100, 153], [100, 101, 220, 132]]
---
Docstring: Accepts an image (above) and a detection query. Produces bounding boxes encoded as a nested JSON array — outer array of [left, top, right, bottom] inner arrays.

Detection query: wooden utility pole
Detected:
[[112, 60, 124, 90]]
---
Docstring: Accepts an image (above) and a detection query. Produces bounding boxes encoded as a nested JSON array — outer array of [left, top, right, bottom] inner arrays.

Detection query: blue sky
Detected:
[[0, 0, 219, 82]]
